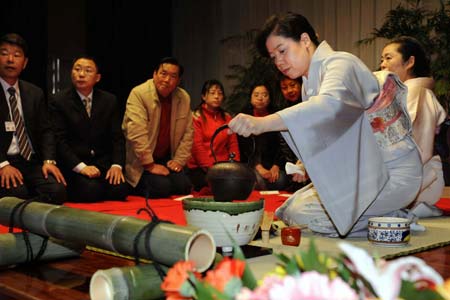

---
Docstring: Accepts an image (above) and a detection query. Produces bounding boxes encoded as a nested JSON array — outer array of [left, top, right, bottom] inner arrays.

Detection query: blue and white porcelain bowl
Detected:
[[368, 217, 410, 247]]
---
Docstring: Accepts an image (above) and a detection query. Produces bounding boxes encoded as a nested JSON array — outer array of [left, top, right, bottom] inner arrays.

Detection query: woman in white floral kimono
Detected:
[[381, 36, 447, 218], [228, 13, 422, 237]]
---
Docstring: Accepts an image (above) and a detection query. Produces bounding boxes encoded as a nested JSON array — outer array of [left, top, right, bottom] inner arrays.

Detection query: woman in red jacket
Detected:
[[187, 79, 240, 191]]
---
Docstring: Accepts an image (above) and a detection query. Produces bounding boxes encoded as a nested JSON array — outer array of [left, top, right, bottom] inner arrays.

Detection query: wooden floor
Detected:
[[416, 187, 450, 277], [0, 188, 449, 299], [412, 244, 450, 278], [0, 244, 449, 300]]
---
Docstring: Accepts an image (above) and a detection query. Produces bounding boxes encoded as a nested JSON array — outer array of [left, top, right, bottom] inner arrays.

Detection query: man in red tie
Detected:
[[0, 33, 67, 203]]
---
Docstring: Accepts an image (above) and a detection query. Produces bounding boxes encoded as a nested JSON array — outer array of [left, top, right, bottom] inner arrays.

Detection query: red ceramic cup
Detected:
[[281, 226, 301, 246]]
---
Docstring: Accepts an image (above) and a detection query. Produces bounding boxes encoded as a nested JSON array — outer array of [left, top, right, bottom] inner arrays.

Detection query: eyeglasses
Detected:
[[73, 66, 96, 75]]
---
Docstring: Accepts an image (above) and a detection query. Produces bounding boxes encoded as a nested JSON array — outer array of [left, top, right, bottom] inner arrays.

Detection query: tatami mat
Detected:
[[248, 216, 450, 278]]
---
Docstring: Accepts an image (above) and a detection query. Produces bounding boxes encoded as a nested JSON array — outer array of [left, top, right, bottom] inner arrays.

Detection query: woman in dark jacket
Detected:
[[238, 83, 287, 190]]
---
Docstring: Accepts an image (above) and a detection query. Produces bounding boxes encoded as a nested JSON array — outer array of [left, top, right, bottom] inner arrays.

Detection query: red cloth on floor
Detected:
[[437, 198, 450, 213], [1, 192, 449, 234], [0, 191, 289, 233], [64, 191, 287, 225]]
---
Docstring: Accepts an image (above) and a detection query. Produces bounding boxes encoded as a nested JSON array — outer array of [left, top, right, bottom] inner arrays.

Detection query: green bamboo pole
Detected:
[[90, 264, 168, 300], [0, 232, 83, 267], [0, 197, 216, 272]]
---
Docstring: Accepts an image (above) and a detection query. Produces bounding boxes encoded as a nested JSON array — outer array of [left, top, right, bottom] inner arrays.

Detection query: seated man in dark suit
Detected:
[[50, 56, 129, 202], [0, 33, 67, 204]]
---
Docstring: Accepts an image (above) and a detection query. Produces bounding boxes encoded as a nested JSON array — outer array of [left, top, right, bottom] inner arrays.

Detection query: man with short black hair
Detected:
[[51, 56, 129, 202], [122, 57, 193, 197], [0, 33, 67, 203]]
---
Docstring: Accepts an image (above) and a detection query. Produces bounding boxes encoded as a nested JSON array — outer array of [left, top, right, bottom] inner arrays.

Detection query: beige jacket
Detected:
[[122, 79, 193, 187]]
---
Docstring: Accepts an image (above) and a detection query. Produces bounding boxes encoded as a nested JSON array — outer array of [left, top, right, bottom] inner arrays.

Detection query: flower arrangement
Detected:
[[161, 240, 450, 300]]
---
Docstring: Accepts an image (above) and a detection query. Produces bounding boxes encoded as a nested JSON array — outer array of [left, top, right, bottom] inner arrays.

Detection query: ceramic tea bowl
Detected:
[[182, 198, 264, 248], [368, 217, 410, 247]]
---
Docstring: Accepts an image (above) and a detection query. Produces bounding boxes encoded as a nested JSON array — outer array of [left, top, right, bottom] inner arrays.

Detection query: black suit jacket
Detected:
[[50, 87, 125, 173], [0, 80, 56, 163]]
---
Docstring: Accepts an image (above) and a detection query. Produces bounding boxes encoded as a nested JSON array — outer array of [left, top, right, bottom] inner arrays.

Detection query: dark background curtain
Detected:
[[86, 1, 172, 112], [1, 0, 172, 112], [0, 0, 48, 93]]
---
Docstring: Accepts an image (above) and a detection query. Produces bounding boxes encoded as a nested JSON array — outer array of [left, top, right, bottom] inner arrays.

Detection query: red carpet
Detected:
[[0, 191, 288, 233], [0, 192, 449, 234], [437, 197, 450, 213]]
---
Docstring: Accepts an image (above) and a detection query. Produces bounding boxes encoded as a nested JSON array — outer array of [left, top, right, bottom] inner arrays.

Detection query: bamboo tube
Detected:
[[90, 252, 223, 300], [0, 232, 83, 267], [0, 197, 216, 272], [260, 211, 274, 244], [90, 266, 156, 300], [90, 264, 168, 300]]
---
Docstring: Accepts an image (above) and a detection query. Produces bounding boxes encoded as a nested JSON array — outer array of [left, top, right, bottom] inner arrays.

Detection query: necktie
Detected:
[[8, 87, 32, 160], [82, 97, 92, 117]]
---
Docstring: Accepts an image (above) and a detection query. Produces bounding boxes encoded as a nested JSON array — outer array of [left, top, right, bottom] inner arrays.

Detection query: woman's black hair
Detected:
[[386, 36, 430, 77], [279, 74, 303, 87], [278, 75, 303, 105], [195, 79, 226, 121], [247, 82, 276, 113], [256, 12, 320, 57]]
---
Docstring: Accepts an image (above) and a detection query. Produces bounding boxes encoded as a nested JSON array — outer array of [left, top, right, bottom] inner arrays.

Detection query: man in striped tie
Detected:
[[0, 33, 67, 204]]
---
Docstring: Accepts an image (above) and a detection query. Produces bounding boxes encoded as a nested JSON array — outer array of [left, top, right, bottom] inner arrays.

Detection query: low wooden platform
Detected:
[[0, 189, 449, 299], [0, 245, 449, 300], [0, 250, 134, 300]]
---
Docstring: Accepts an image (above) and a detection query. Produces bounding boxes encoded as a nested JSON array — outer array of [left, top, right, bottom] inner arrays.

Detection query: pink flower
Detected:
[[339, 242, 443, 300], [267, 271, 358, 300], [237, 272, 357, 300], [236, 275, 284, 300]]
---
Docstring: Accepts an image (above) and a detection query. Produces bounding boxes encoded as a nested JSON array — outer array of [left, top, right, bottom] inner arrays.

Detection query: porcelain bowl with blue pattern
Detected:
[[368, 217, 410, 247]]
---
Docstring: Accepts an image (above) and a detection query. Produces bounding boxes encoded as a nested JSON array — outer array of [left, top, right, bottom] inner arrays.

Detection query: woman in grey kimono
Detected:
[[228, 12, 422, 237]]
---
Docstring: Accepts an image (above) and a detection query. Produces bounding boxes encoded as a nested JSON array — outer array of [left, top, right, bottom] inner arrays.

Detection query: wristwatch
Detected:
[[43, 160, 57, 165]]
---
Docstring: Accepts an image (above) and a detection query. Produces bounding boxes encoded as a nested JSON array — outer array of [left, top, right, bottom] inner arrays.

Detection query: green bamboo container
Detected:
[[0, 197, 216, 272], [90, 264, 168, 300], [0, 232, 83, 267], [90, 252, 223, 300]]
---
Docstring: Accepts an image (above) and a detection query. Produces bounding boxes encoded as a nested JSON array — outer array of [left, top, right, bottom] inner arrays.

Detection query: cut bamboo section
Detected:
[[90, 252, 224, 300], [0, 232, 83, 267], [0, 197, 215, 272], [90, 264, 168, 300]]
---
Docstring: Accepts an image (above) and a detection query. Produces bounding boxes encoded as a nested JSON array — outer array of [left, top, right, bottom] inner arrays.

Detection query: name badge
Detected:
[[5, 121, 15, 132]]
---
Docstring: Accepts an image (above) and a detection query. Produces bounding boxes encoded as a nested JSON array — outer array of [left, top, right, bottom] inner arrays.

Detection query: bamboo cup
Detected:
[[90, 264, 168, 300], [0, 197, 216, 272], [0, 232, 83, 267]]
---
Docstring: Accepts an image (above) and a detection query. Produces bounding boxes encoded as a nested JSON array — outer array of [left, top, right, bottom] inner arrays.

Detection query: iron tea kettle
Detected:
[[206, 124, 256, 202]]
